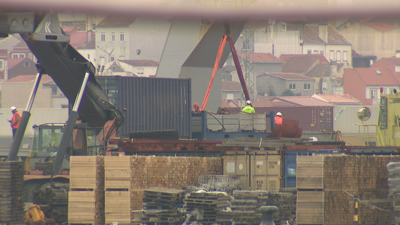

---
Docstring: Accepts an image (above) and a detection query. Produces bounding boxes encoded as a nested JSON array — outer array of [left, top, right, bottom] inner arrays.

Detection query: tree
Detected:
[[268, 85, 276, 96], [281, 89, 295, 96]]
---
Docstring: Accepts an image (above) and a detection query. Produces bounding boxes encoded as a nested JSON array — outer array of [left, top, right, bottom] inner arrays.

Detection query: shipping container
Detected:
[[97, 76, 191, 138], [226, 106, 333, 132], [222, 151, 281, 191], [283, 149, 343, 188]]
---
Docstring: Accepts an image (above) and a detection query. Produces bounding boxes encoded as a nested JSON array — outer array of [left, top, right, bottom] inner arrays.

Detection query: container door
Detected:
[[251, 152, 281, 192], [284, 154, 297, 188], [223, 153, 250, 189]]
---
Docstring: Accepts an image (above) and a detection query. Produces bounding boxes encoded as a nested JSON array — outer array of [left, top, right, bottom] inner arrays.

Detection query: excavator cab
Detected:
[[27, 123, 105, 173]]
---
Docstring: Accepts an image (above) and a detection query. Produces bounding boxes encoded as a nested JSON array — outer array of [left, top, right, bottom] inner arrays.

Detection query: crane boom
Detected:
[[2, 12, 123, 174]]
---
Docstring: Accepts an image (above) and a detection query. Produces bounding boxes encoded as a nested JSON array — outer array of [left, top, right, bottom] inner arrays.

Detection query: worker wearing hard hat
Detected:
[[275, 112, 283, 125], [242, 100, 256, 114], [193, 102, 202, 113], [8, 106, 21, 138]]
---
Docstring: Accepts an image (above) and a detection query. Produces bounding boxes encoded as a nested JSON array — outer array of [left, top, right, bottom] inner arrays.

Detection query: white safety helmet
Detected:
[[276, 112, 282, 116], [10, 106, 16, 111], [246, 100, 252, 105]]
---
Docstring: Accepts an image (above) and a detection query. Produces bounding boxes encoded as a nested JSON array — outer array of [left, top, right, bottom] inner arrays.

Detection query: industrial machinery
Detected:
[[0, 12, 124, 208], [377, 91, 400, 146]]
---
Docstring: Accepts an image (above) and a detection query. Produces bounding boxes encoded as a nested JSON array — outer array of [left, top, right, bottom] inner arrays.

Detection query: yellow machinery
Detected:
[[376, 92, 400, 146]]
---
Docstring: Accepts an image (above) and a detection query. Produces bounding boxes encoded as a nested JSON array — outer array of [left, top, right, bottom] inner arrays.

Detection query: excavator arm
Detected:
[[2, 12, 123, 173]]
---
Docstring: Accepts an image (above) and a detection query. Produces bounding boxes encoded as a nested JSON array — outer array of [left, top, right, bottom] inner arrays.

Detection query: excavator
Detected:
[[377, 89, 400, 146], [0, 12, 124, 212]]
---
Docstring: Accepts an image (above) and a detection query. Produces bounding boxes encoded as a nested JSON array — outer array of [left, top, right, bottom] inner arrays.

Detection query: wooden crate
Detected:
[[296, 156, 324, 189], [68, 190, 104, 224], [70, 156, 104, 190], [104, 189, 145, 224], [104, 156, 132, 190], [296, 190, 323, 225]]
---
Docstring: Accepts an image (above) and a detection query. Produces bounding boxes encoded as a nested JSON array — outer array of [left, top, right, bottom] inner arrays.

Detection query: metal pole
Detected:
[[53, 72, 90, 174], [8, 72, 42, 161]]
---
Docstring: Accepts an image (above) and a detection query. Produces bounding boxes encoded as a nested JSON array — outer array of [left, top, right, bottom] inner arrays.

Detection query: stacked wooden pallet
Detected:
[[296, 156, 324, 225], [296, 155, 399, 225], [141, 188, 185, 224], [231, 190, 268, 225], [68, 156, 104, 225], [185, 191, 232, 223], [0, 161, 25, 224], [104, 156, 139, 224], [387, 162, 400, 224]]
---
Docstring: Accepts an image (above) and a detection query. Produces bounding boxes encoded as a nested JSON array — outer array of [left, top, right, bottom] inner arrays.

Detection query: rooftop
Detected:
[[303, 25, 351, 45], [119, 60, 159, 67], [280, 54, 328, 74], [271, 96, 335, 107], [237, 53, 282, 63], [261, 72, 314, 80], [5, 75, 53, 83], [344, 67, 400, 86], [222, 81, 242, 91], [97, 16, 136, 27], [313, 94, 362, 104]]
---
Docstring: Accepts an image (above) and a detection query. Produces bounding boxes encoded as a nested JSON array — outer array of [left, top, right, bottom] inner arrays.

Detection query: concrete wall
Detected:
[[96, 26, 130, 65], [0, 108, 68, 136], [257, 74, 315, 96], [2, 82, 52, 109], [338, 23, 400, 60], [302, 44, 325, 55], [333, 105, 379, 134], [254, 29, 301, 57], [77, 49, 96, 67]]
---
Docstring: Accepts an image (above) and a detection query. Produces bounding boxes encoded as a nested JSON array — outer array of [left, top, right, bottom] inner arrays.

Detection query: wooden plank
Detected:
[[68, 190, 104, 224], [104, 156, 132, 190], [70, 156, 104, 190], [297, 191, 324, 225]]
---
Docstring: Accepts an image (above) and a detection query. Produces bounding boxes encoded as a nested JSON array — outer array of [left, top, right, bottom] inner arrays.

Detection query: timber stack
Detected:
[[296, 155, 398, 225], [141, 187, 185, 224], [0, 161, 24, 223], [68, 156, 105, 225], [231, 190, 268, 225], [185, 191, 232, 223], [387, 162, 400, 224]]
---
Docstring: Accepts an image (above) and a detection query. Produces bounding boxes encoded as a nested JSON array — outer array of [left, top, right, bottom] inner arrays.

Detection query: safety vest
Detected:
[[12, 111, 21, 129], [242, 105, 256, 114], [275, 116, 282, 125]]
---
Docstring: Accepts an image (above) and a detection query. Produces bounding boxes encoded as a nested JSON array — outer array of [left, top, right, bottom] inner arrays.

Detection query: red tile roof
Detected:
[[97, 16, 136, 27], [303, 25, 351, 45], [265, 72, 315, 80], [119, 60, 159, 67], [313, 94, 362, 104], [0, 49, 7, 56], [7, 58, 25, 69], [5, 75, 53, 83], [70, 31, 89, 48], [373, 57, 400, 67], [345, 68, 400, 86], [222, 81, 242, 91], [306, 63, 330, 77], [362, 20, 395, 32], [280, 54, 328, 74], [62, 26, 80, 33], [271, 96, 335, 107], [237, 53, 282, 63]]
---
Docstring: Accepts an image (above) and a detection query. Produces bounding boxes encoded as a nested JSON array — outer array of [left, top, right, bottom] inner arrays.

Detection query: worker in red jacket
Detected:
[[8, 106, 21, 138], [275, 112, 283, 125]]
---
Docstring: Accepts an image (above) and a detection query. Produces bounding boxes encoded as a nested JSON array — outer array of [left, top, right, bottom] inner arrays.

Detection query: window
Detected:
[[307, 50, 312, 54], [329, 50, 335, 61], [304, 83, 311, 90], [313, 50, 318, 54], [120, 33, 125, 41], [343, 51, 348, 62], [227, 93, 234, 100], [376, 69, 382, 75], [19, 53, 25, 58], [101, 33, 105, 41], [281, 23, 286, 31], [370, 89, 378, 99], [289, 83, 296, 90], [322, 82, 327, 90], [12, 54, 19, 58], [320, 50, 324, 55], [51, 87, 57, 95], [137, 68, 144, 75], [87, 54, 90, 59], [112, 32, 115, 41], [24, 60, 30, 67], [336, 51, 341, 62], [0, 59, 4, 70], [110, 56, 114, 62], [396, 66, 400, 72]]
